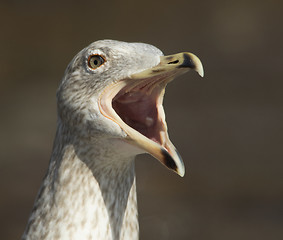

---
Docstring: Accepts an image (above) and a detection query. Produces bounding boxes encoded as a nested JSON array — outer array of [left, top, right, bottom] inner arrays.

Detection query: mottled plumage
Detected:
[[22, 40, 203, 240]]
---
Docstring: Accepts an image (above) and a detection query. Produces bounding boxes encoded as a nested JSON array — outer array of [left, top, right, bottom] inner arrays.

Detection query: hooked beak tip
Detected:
[[180, 53, 204, 77]]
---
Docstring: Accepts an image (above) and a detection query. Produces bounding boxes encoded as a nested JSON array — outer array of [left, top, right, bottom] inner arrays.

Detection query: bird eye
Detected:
[[88, 55, 105, 69]]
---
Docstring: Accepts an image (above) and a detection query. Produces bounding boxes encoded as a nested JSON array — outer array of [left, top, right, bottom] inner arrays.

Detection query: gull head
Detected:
[[57, 40, 204, 176]]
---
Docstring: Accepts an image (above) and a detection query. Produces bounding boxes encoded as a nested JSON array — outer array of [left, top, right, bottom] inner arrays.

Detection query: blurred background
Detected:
[[0, 0, 282, 239]]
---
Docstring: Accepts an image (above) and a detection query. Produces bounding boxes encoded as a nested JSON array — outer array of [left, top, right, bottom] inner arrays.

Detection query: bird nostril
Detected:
[[168, 60, 179, 64]]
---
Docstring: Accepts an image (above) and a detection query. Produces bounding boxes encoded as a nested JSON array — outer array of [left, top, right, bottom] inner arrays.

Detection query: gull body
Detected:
[[22, 40, 203, 240]]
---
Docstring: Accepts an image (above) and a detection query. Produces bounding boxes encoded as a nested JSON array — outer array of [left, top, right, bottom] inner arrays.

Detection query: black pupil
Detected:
[[93, 59, 98, 65]]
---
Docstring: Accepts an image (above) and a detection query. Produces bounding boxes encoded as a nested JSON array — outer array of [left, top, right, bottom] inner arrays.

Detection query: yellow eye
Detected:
[[88, 55, 105, 69]]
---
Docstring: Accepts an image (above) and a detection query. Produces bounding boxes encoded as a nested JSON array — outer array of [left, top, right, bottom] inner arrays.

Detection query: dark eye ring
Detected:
[[88, 55, 106, 69]]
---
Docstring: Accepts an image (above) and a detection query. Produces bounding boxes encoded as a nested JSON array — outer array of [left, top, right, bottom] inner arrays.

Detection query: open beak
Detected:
[[99, 52, 204, 177]]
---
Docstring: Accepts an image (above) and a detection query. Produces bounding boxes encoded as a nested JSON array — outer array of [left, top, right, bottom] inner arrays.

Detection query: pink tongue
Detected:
[[113, 90, 157, 125], [113, 98, 156, 126], [112, 81, 165, 145]]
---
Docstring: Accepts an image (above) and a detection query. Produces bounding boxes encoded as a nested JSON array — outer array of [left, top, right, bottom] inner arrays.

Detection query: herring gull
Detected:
[[21, 40, 204, 240]]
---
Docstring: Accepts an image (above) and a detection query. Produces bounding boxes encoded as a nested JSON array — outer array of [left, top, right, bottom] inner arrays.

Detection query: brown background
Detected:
[[0, 0, 282, 239]]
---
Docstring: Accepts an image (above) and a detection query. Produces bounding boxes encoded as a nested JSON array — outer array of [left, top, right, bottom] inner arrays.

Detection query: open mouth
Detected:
[[98, 73, 179, 172], [112, 74, 170, 147], [98, 52, 204, 176]]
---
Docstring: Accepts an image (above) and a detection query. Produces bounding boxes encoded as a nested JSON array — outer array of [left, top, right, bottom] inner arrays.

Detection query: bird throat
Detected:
[[22, 135, 139, 240]]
